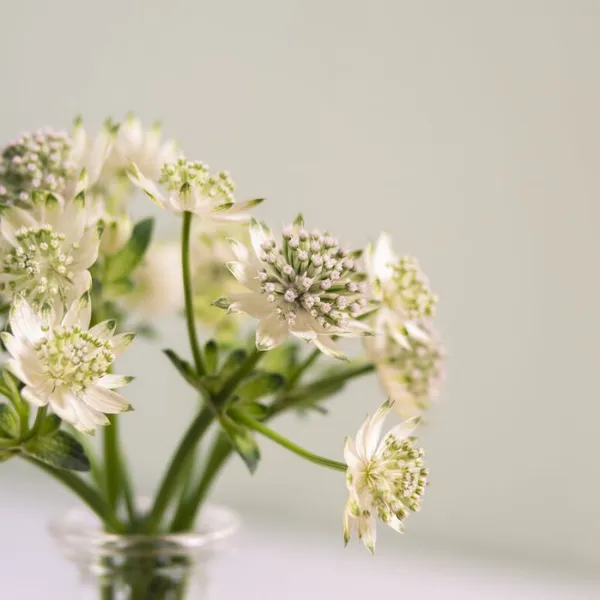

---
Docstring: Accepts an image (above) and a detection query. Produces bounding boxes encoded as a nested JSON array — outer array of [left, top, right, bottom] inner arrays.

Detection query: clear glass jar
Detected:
[[50, 502, 240, 599]]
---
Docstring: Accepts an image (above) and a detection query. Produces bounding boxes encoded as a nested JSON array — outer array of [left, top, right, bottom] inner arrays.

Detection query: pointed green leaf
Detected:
[[40, 414, 62, 437], [293, 213, 304, 228], [236, 371, 285, 401], [0, 403, 19, 438], [23, 431, 91, 472], [219, 349, 247, 380], [104, 217, 155, 282], [237, 401, 270, 421], [204, 340, 219, 374], [220, 417, 260, 474], [163, 349, 206, 394]]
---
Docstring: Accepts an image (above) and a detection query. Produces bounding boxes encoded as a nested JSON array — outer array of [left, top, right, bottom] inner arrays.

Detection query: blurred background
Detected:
[[1, 1, 599, 598]]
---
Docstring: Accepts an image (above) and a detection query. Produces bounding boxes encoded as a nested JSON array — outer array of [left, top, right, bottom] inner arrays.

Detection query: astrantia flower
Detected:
[[367, 323, 445, 418], [344, 399, 428, 553], [103, 114, 179, 181], [129, 157, 263, 220], [0, 128, 76, 205], [0, 195, 99, 308], [366, 233, 437, 348], [123, 241, 183, 317], [1, 295, 135, 434], [216, 215, 372, 358]]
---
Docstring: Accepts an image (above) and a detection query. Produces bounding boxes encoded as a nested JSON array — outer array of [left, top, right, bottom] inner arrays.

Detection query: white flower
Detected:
[[367, 323, 445, 418], [125, 241, 184, 317], [0, 128, 76, 205], [344, 400, 428, 553], [1, 295, 135, 434], [103, 114, 179, 181], [0, 195, 99, 308], [129, 157, 263, 220], [366, 233, 437, 349], [70, 117, 118, 193], [216, 215, 372, 359]]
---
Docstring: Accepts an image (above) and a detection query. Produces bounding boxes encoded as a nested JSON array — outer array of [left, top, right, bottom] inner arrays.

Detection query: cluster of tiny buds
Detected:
[[159, 157, 235, 204], [2, 226, 76, 302], [257, 222, 369, 330], [389, 256, 438, 319], [34, 326, 115, 390], [0, 128, 75, 202], [390, 333, 444, 402]]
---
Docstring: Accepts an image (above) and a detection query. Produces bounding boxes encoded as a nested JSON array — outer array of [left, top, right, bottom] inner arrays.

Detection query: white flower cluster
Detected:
[[344, 400, 427, 552], [366, 233, 444, 417], [216, 215, 372, 358]]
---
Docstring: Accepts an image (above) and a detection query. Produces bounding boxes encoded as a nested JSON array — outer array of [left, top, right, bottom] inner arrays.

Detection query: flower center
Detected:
[[257, 229, 368, 329], [159, 158, 235, 205], [0, 129, 74, 204], [35, 327, 114, 392], [386, 256, 437, 319], [2, 226, 77, 304]]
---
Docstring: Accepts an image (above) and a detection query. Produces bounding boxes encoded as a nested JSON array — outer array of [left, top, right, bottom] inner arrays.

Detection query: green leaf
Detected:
[[220, 417, 260, 474], [104, 217, 154, 282], [0, 449, 18, 463], [23, 431, 91, 472], [40, 414, 62, 437], [198, 375, 221, 396], [0, 403, 19, 438], [163, 349, 206, 394], [236, 371, 285, 401], [237, 401, 269, 421], [219, 349, 247, 380], [293, 213, 304, 228], [104, 277, 135, 297], [204, 340, 219, 374]]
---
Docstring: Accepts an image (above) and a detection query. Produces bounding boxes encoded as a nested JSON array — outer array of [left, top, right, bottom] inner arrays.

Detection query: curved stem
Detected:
[[230, 408, 346, 472], [182, 211, 205, 376], [144, 406, 214, 534], [24, 456, 124, 533], [169, 433, 231, 532]]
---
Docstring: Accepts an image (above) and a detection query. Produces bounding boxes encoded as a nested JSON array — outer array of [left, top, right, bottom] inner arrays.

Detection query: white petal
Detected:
[[385, 515, 405, 534], [354, 414, 372, 460], [313, 335, 347, 360], [128, 164, 167, 208], [48, 389, 77, 424], [359, 513, 377, 554], [226, 293, 272, 319], [96, 374, 134, 390], [344, 437, 362, 471], [227, 238, 250, 262], [70, 227, 100, 269], [365, 399, 394, 456], [71, 398, 110, 433], [249, 218, 272, 259], [88, 319, 117, 340], [289, 311, 319, 341], [9, 297, 44, 344], [226, 261, 260, 291], [0, 332, 25, 359], [384, 416, 421, 446], [370, 233, 396, 283], [70, 270, 92, 300], [21, 386, 49, 407], [110, 333, 135, 356], [61, 294, 92, 329], [83, 386, 131, 413], [5, 359, 31, 386], [405, 320, 432, 345], [255, 314, 289, 350]]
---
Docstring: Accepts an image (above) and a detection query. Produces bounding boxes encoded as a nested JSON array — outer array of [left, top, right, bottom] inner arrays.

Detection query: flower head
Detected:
[[0, 128, 75, 205], [0, 195, 99, 308], [216, 215, 372, 358], [366, 233, 437, 348], [103, 114, 179, 181], [1, 295, 135, 433], [344, 400, 428, 552], [129, 156, 262, 219], [124, 241, 184, 317], [367, 323, 445, 418]]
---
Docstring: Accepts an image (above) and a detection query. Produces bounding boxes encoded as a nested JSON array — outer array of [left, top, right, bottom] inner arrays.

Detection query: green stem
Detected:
[[230, 408, 346, 472], [169, 433, 231, 532], [214, 348, 264, 405], [0, 438, 18, 449], [144, 406, 214, 534], [182, 211, 205, 376], [21, 405, 48, 443], [285, 349, 321, 390], [103, 415, 121, 520], [24, 456, 124, 533]]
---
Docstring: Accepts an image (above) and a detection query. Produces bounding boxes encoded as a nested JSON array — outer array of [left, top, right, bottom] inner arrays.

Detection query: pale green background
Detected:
[[0, 0, 598, 578]]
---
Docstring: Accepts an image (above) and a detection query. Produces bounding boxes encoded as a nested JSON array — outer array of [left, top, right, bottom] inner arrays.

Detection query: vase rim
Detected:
[[49, 500, 240, 552]]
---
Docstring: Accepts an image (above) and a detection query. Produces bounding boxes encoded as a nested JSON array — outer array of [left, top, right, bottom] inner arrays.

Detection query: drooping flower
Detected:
[[0, 195, 99, 308], [366, 233, 437, 349], [343, 399, 428, 553], [0, 128, 76, 205], [215, 215, 372, 358], [1, 295, 135, 434], [124, 241, 184, 317], [129, 156, 262, 220], [366, 322, 445, 418], [103, 114, 179, 181]]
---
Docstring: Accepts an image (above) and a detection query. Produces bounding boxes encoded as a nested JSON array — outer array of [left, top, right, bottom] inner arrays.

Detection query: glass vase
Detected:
[[50, 502, 240, 599]]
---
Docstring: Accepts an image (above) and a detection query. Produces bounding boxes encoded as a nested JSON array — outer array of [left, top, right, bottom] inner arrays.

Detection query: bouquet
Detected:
[[0, 116, 444, 559]]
